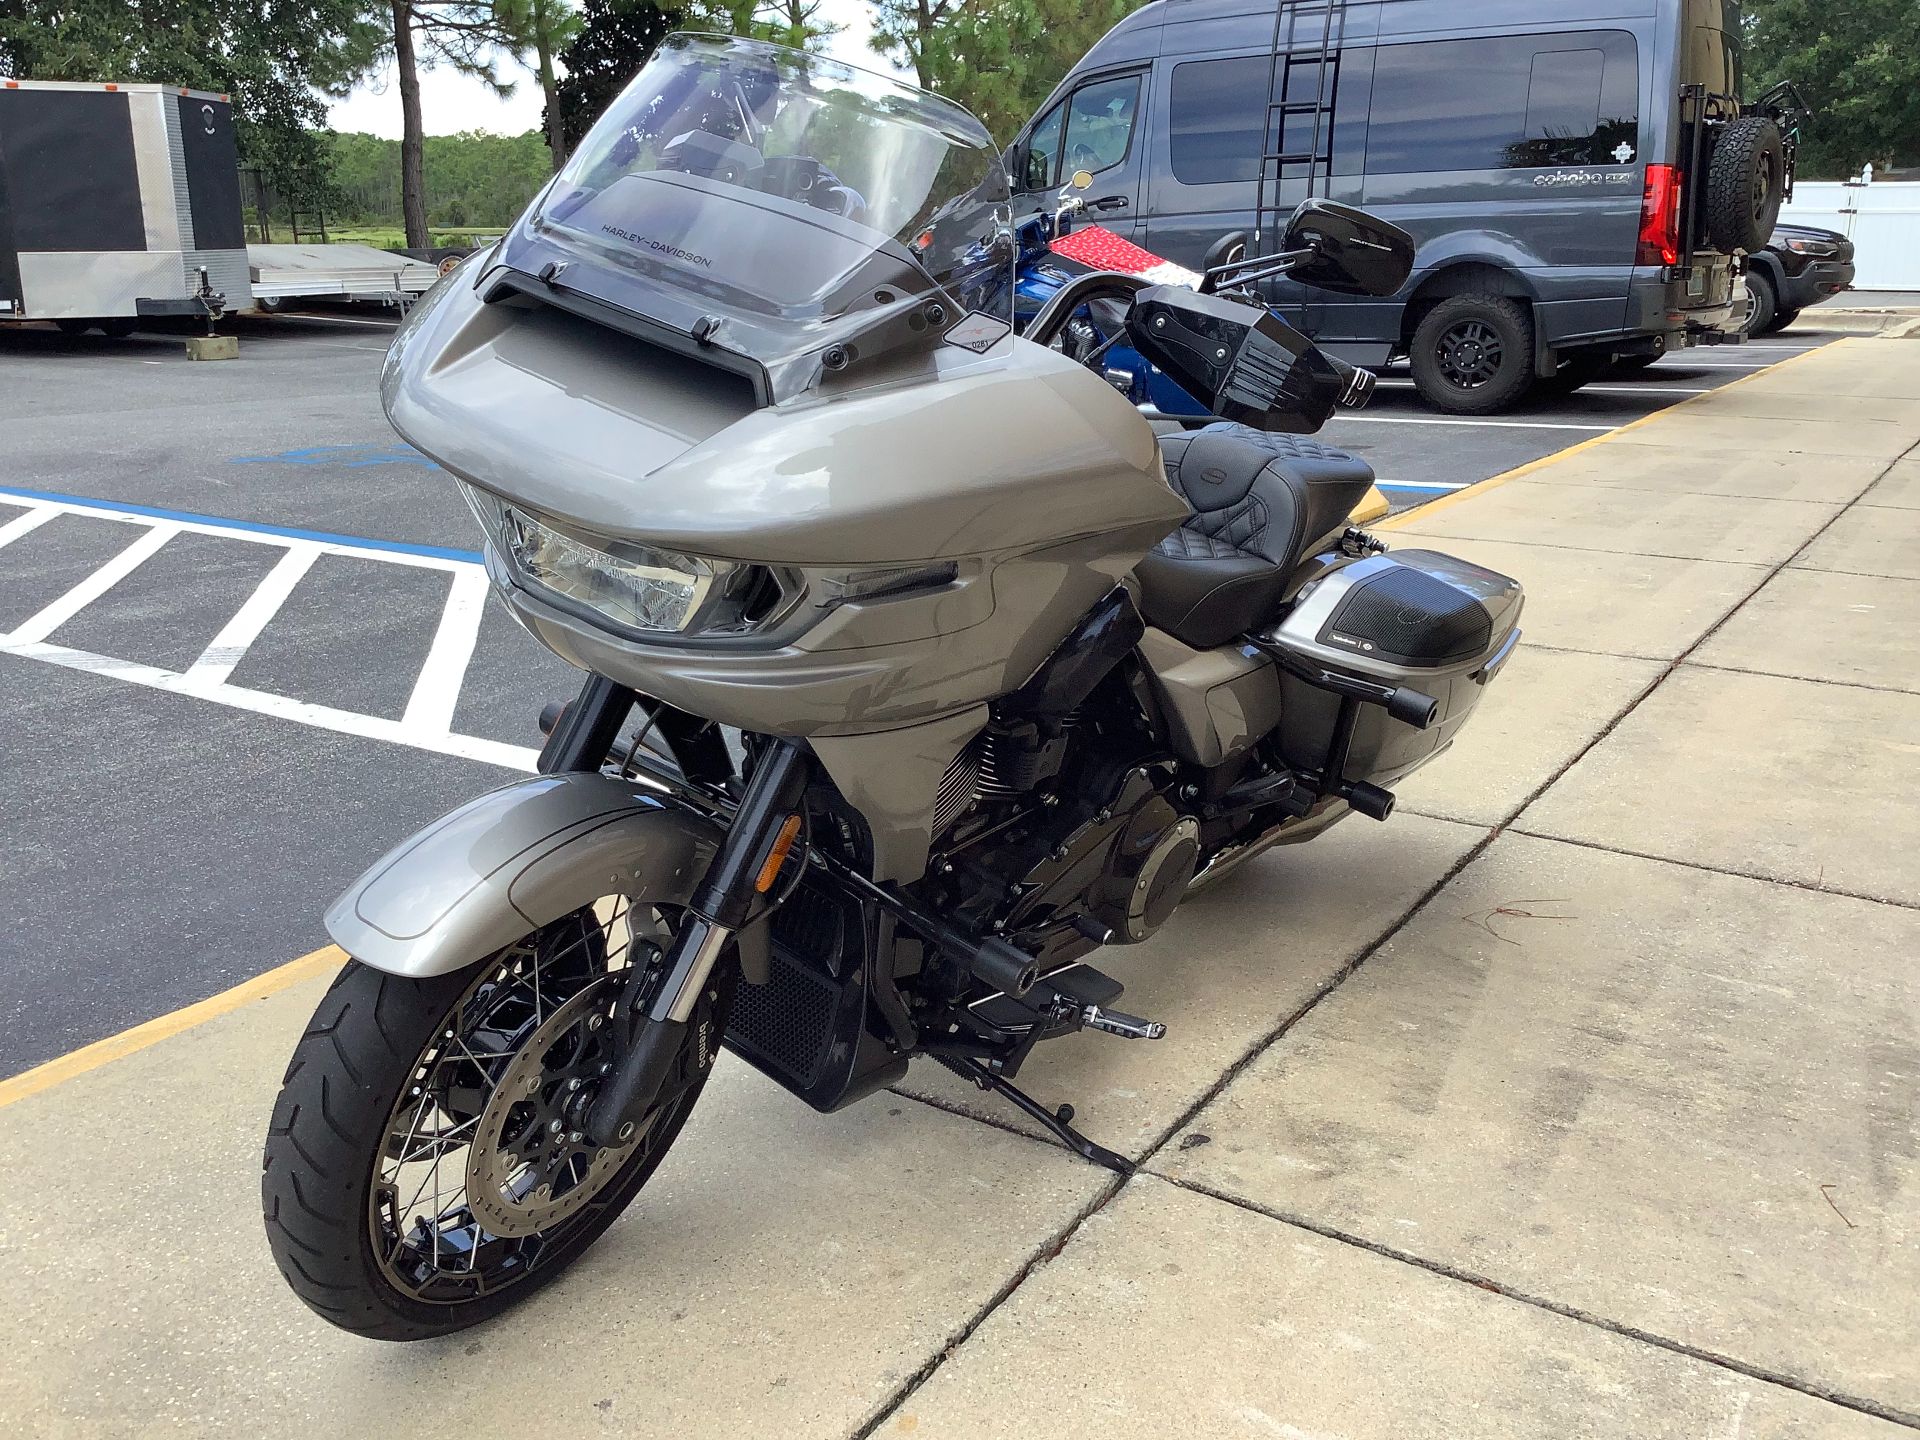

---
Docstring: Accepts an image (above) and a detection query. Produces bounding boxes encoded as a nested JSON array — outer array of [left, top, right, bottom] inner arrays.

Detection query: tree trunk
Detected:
[[537, 33, 566, 172], [914, 0, 933, 89], [393, 0, 430, 249]]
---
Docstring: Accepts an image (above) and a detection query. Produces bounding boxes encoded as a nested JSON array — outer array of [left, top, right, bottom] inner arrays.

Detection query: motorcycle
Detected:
[[1013, 179, 1376, 423], [262, 34, 1523, 1341]]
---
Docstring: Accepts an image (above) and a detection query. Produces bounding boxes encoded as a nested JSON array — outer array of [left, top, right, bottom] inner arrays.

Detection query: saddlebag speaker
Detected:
[[1262, 549, 1523, 788]]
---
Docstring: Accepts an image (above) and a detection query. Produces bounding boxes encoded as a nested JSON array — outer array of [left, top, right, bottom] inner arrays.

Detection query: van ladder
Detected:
[[1253, 0, 1348, 255]]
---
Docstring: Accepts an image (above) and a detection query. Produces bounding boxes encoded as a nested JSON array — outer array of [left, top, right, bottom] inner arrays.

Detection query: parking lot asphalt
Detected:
[[0, 309, 1854, 1075]]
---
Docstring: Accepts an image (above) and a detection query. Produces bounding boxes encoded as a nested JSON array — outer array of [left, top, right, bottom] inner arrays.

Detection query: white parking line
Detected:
[[1653, 360, 1789, 369], [183, 544, 322, 687], [403, 566, 490, 733], [0, 636, 537, 772], [1336, 414, 1611, 432], [0, 496, 535, 773], [9, 524, 178, 644], [0, 506, 59, 551], [1376, 378, 1712, 397]]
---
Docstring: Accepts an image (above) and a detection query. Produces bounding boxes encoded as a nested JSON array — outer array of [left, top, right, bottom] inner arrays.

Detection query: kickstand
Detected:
[[942, 1057, 1134, 1175]]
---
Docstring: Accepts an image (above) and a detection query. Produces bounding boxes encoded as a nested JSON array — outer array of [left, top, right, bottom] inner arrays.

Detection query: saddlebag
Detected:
[[1261, 549, 1523, 789]]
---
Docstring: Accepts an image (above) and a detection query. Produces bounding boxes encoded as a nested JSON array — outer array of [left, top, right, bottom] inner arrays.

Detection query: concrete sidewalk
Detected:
[[2, 339, 1917, 1438]]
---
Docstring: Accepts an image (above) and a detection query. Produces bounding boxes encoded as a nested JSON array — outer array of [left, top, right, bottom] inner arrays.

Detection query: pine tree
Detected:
[[547, 0, 680, 151]]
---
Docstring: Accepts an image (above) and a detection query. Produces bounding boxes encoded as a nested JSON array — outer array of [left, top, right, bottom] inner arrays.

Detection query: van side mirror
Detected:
[[1005, 142, 1029, 189], [1281, 200, 1415, 297]]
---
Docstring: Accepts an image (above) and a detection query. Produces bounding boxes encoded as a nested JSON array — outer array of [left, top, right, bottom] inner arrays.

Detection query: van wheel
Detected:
[[1742, 270, 1777, 336], [1411, 295, 1535, 414], [1705, 117, 1785, 254]]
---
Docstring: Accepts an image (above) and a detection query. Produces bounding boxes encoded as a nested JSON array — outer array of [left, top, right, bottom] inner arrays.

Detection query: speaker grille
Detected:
[[1320, 567, 1491, 668]]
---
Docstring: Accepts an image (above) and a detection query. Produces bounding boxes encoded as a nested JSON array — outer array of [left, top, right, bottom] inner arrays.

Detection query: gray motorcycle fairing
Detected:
[[325, 772, 760, 980]]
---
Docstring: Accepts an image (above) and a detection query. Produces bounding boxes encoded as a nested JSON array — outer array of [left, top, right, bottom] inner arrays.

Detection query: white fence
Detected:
[[1779, 180, 1920, 291]]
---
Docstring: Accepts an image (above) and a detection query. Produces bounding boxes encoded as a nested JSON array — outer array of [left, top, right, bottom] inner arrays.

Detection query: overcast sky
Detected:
[[326, 1, 903, 138]]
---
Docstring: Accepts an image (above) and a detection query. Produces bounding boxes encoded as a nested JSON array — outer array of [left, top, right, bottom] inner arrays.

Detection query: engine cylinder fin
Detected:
[[933, 736, 983, 833]]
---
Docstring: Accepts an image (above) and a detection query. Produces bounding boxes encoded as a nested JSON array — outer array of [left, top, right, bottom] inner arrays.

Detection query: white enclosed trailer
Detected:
[[0, 78, 251, 331]]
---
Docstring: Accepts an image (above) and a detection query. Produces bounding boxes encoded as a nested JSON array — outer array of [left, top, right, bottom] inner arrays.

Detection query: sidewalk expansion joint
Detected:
[[858, 828, 1514, 1435], [1489, 432, 1920, 861], [1395, 533, 1838, 569], [1784, 560, 1920, 584], [1682, 658, 1920, 699], [1504, 827, 1920, 913], [847, 1172, 1126, 1440], [1151, 1174, 1920, 1433]]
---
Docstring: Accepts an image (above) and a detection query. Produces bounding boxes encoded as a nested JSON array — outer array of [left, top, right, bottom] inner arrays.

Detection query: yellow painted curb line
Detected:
[[0, 943, 345, 1111], [1350, 484, 1390, 524], [1376, 338, 1847, 532]]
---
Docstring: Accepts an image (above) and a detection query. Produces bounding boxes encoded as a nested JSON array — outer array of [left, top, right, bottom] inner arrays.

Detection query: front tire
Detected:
[[1743, 271, 1778, 337], [262, 903, 732, 1340], [1410, 294, 1536, 414]]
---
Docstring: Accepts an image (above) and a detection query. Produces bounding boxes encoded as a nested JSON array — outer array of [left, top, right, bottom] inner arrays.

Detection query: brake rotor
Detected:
[[464, 976, 650, 1238]]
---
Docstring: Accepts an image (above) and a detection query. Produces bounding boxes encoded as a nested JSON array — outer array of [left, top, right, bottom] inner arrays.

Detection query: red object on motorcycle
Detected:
[[1049, 225, 1202, 287]]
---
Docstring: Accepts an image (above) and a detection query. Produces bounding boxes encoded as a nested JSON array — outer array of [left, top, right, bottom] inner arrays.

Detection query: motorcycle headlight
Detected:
[[463, 485, 790, 637]]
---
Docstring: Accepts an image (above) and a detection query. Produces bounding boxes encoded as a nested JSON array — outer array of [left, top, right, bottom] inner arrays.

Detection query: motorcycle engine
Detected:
[[937, 751, 1200, 948]]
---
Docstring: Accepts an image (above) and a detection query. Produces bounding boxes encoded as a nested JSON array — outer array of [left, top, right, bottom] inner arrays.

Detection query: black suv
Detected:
[[1745, 222, 1856, 334]]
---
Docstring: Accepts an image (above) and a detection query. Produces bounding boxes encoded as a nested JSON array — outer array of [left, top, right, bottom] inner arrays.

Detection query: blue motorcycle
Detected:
[[1011, 184, 1375, 425]]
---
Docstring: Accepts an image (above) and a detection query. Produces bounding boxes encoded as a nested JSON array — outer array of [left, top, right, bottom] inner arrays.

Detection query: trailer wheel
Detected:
[[55, 319, 92, 336], [1705, 117, 1785, 254], [98, 318, 137, 339]]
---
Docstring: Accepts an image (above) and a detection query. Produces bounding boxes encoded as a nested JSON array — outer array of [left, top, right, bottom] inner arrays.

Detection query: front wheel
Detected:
[[1742, 271, 1778, 337], [261, 901, 732, 1340]]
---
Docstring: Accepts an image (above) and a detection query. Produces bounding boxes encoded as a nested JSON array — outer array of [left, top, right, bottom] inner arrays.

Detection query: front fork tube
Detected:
[[583, 737, 812, 1141]]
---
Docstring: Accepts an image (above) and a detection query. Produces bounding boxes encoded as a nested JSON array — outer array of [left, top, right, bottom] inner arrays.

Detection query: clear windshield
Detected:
[[530, 34, 1011, 333]]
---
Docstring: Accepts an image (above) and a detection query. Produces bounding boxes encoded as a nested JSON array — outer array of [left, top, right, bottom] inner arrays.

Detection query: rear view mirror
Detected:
[[1281, 199, 1415, 297]]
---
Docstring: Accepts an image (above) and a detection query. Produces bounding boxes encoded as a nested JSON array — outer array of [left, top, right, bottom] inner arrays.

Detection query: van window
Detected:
[[1169, 56, 1268, 185], [1022, 75, 1140, 191], [1368, 32, 1638, 174], [1062, 75, 1140, 178], [1024, 100, 1064, 190]]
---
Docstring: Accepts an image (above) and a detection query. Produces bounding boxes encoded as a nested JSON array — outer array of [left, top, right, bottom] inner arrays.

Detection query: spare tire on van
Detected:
[[1704, 116, 1786, 254]]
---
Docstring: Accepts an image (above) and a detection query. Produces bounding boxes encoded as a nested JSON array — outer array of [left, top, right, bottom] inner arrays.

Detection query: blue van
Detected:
[[1007, 0, 1789, 413]]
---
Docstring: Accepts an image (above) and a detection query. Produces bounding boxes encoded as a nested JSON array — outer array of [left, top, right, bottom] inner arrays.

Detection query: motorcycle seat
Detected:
[[1134, 423, 1377, 649]]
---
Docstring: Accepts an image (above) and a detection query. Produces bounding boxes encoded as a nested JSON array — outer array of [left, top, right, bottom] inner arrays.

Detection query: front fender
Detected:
[[325, 773, 729, 979]]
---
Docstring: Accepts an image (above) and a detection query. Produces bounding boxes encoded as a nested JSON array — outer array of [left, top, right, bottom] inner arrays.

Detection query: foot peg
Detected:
[[1081, 1005, 1165, 1040]]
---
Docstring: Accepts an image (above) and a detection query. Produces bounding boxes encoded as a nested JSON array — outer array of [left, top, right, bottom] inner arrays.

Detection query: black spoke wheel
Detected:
[[263, 900, 735, 1340], [1411, 293, 1536, 415]]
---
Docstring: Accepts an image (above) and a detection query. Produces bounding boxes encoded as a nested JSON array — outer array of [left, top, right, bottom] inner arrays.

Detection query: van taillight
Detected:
[[1638, 164, 1683, 267]]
